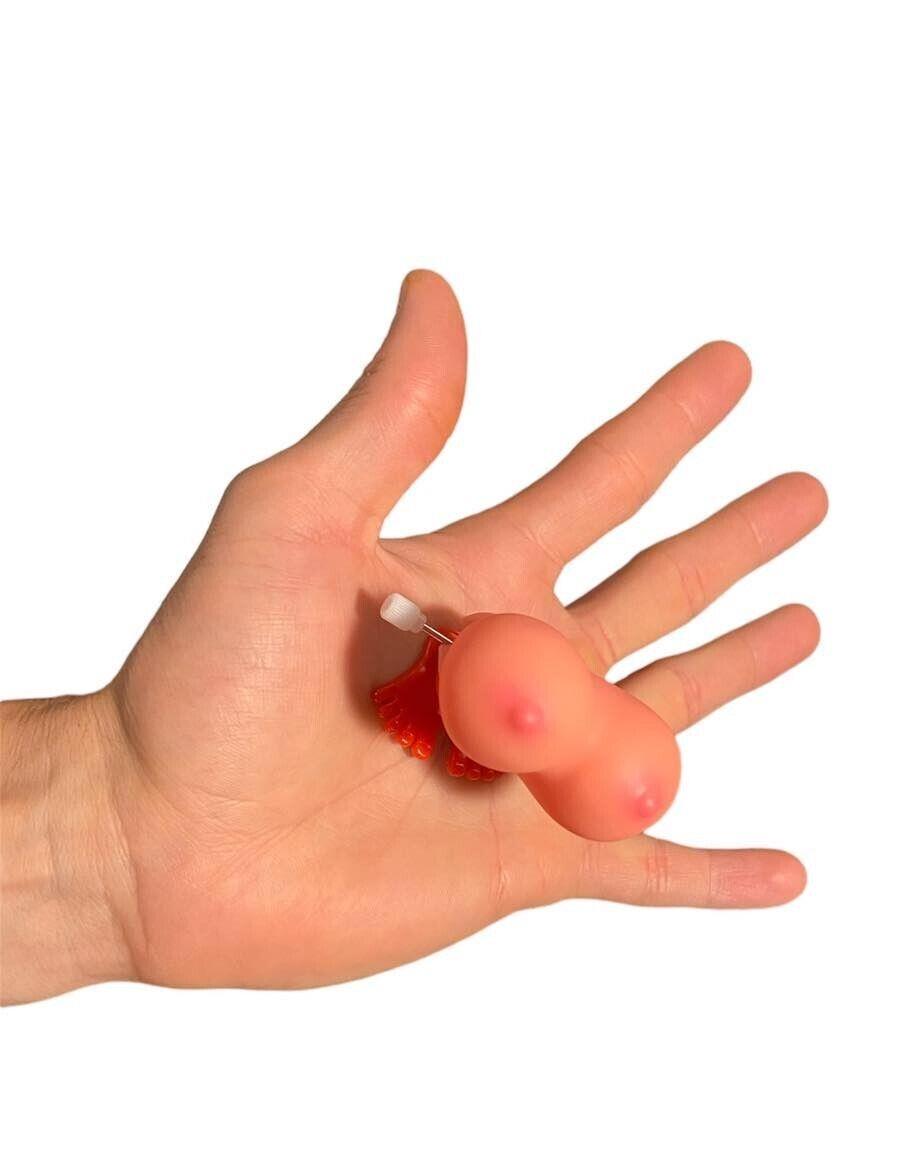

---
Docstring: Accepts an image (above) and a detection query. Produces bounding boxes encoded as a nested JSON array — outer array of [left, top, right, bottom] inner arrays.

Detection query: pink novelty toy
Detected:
[[372, 594, 680, 841]]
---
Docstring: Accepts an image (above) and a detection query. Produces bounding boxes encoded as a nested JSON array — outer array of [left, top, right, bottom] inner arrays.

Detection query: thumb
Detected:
[[294, 269, 467, 532]]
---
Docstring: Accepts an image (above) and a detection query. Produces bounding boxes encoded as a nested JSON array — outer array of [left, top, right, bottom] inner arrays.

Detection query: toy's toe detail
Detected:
[[446, 743, 500, 782], [446, 759, 466, 778], [370, 635, 442, 760]]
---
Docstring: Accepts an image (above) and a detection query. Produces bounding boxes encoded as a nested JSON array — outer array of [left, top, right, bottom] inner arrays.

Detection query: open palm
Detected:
[[105, 271, 827, 990]]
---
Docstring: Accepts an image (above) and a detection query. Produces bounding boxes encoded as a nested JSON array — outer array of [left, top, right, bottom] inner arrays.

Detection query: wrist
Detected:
[[1, 690, 137, 1004]]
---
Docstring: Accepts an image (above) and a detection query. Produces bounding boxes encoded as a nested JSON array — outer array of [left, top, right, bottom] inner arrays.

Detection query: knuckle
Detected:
[[652, 543, 710, 620], [581, 436, 652, 514], [641, 839, 674, 903], [222, 462, 271, 508], [498, 507, 563, 579], [702, 848, 717, 908], [577, 838, 604, 896], [658, 660, 704, 729], [585, 613, 621, 672]]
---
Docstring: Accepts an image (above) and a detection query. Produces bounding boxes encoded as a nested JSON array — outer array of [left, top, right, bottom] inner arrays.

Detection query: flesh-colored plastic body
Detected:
[[438, 613, 681, 840]]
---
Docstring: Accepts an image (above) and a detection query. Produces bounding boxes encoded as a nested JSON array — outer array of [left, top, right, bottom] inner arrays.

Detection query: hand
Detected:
[[0, 271, 827, 1002]]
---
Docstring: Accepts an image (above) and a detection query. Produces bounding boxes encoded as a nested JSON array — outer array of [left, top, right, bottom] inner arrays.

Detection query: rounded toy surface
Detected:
[[439, 613, 681, 840]]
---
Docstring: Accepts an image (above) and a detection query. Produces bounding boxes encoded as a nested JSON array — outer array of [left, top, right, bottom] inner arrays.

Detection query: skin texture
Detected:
[[438, 613, 681, 840], [0, 271, 828, 1004]]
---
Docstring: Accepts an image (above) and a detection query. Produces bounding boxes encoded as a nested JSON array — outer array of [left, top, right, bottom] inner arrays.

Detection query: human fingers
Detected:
[[450, 341, 751, 576], [569, 472, 828, 669], [618, 603, 821, 732], [568, 834, 807, 908]]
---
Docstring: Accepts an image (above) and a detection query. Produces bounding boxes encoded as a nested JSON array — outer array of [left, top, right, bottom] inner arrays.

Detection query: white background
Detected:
[[2, 2, 920, 1153]]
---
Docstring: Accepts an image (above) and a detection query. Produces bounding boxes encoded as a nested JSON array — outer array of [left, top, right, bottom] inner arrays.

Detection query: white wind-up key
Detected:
[[379, 593, 454, 646]]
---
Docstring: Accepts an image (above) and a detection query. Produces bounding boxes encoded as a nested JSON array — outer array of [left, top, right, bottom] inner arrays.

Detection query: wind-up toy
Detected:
[[372, 593, 680, 840]]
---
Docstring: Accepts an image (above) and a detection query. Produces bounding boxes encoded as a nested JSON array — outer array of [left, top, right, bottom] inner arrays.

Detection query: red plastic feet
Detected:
[[371, 635, 442, 760], [371, 633, 498, 782]]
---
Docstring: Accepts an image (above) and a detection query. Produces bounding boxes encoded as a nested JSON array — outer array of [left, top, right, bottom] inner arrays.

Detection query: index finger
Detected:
[[455, 341, 752, 572]]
